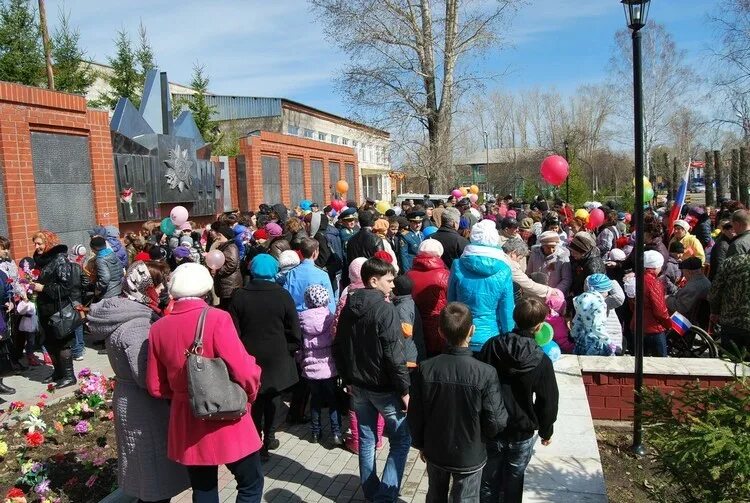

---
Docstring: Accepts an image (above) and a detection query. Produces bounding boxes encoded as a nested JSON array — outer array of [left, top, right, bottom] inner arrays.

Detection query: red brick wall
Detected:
[[0, 82, 118, 259], [238, 131, 360, 209], [583, 372, 734, 420]]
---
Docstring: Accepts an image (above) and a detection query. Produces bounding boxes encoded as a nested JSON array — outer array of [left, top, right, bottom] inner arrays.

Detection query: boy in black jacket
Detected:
[[409, 302, 508, 502], [478, 297, 559, 503], [334, 257, 411, 502]]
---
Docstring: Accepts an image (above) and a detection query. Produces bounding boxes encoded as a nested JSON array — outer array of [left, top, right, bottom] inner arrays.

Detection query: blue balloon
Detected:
[[541, 340, 561, 362], [300, 200, 313, 211], [422, 226, 438, 238]]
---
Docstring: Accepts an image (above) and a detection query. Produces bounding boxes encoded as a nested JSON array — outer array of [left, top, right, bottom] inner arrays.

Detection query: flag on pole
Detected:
[[670, 312, 692, 337], [669, 162, 692, 234]]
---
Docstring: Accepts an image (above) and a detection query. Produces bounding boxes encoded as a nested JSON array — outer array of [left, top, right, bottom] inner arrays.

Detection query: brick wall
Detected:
[[0, 82, 118, 259], [583, 372, 734, 421], [238, 131, 360, 209]]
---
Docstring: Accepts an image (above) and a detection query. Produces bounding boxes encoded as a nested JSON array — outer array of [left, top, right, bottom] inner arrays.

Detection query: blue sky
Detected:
[[47, 0, 714, 117]]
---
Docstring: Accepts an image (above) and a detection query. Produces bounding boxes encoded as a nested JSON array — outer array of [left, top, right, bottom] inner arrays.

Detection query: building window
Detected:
[[304, 129, 314, 138], [287, 125, 299, 135], [376, 147, 382, 165], [318, 132, 327, 141], [352, 140, 358, 148], [330, 135, 339, 144], [342, 138, 349, 146]]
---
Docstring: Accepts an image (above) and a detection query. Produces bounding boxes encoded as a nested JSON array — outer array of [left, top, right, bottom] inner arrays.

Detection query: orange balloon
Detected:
[[336, 180, 349, 194], [470, 185, 479, 194], [460, 187, 468, 196]]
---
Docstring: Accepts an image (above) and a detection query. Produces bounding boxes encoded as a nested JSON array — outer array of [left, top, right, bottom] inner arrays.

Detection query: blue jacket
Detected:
[[325, 226, 343, 263], [399, 230, 423, 272], [448, 244, 515, 352], [284, 259, 336, 313]]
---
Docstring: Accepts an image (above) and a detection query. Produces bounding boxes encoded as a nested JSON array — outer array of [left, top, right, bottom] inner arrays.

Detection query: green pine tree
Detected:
[[51, 9, 94, 95], [91, 30, 139, 109], [0, 0, 44, 86], [135, 20, 155, 86], [186, 63, 217, 142]]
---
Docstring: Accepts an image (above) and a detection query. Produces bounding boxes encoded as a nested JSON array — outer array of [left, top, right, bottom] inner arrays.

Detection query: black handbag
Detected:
[[48, 293, 84, 341], [186, 307, 248, 421]]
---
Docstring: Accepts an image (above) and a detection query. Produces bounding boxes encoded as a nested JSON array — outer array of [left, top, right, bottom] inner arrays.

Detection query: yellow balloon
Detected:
[[575, 209, 589, 221], [460, 187, 468, 197], [470, 185, 479, 195], [375, 200, 391, 214]]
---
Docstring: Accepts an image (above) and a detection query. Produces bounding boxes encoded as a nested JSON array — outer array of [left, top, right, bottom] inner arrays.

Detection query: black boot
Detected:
[[0, 378, 15, 395], [54, 350, 77, 389]]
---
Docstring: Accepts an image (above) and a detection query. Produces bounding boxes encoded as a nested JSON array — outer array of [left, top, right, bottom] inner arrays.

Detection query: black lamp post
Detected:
[[564, 140, 570, 203], [622, 0, 650, 457]]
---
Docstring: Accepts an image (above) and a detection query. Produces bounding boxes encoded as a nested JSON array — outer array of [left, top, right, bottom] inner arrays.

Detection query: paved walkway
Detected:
[[5, 351, 607, 502]]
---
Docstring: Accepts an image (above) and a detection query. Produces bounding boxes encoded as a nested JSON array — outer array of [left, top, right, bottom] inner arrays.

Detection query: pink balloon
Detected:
[[624, 212, 632, 223], [170, 206, 189, 226], [331, 199, 346, 212], [540, 155, 569, 186], [205, 250, 226, 270], [587, 208, 605, 230], [468, 193, 478, 203], [451, 189, 463, 199], [498, 204, 507, 218]]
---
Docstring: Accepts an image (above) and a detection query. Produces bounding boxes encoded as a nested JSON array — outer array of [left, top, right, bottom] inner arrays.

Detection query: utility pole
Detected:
[[564, 140, 570, 203], [38, 0, 55, 90]]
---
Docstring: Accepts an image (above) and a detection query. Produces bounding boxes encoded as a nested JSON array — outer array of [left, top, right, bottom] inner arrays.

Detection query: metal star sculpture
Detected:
[[164, 144, 194, 192]]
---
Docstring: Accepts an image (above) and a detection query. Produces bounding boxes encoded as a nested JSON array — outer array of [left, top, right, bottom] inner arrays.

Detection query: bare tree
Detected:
[[310, 0, 516, 192], [710, 0, 750, 142], [609, 21, 697, 175], [666, 107, 706, 177]]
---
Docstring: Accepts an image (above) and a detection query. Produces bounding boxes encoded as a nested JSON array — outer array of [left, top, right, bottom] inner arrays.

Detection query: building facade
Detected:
[[174, 95, 392, 202]]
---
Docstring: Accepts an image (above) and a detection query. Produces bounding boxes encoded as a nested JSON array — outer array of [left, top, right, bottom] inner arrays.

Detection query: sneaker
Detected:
[[73, 355, 84, 361], [43, 353, 52, 365], [310, 433, 320, 444], [265, 437, 280, 450], [345, 437, 359, 454], [332, 434, 344, 447]]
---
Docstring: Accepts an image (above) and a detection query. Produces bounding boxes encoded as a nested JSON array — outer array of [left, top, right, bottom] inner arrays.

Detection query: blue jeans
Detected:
[[480, 436, 536, 503], [351, 386, 411, 502], [71, 325, 85, 358], [644, 332, 668, 357], [308, 377, 341, 436], [186, 451, 264, 503]]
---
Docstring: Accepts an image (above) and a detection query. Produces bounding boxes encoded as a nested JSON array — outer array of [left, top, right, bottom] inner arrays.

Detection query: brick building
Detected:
[[0, 81, 117, 259]]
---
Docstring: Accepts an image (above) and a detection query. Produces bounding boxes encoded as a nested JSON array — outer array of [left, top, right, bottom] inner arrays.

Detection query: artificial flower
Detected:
[[20, 460, 34, 474], [85, 474, 97, 488], [5, 487, 26, 503], [0, 441, 7, 457], [38, 393, 48, 400], [25, 431, 44, 447], [74, 420, 90, 434], [28, 405, 41, 417], [22, 415, 46, 433], [33, 479, 50, 496], [53, 421, 63, 433], [8, 401, 24, 412], [46, 383, 55, 392]]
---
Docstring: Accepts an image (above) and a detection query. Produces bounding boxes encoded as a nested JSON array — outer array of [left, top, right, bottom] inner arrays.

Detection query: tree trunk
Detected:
[[714, 150, 723, 203], [740, 147, 749, 207], [38, 0, 55, 90], [705, 151, 715, 207], [731, 149, 740, 201]]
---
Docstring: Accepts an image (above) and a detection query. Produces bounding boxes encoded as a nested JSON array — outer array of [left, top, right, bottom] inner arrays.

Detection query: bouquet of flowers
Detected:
[[120, 187, 134, 214], [15, 260, 40, 299]]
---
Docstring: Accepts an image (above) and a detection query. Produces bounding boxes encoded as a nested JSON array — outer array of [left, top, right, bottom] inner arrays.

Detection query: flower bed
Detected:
[[0, 369, 117, 503]]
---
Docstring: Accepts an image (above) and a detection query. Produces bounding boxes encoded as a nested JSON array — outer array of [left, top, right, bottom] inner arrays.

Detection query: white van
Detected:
[[395, 193, 452, 206]]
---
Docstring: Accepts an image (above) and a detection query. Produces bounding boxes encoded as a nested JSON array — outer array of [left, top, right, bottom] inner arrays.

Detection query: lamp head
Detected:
[[622, 0, 650, 30]]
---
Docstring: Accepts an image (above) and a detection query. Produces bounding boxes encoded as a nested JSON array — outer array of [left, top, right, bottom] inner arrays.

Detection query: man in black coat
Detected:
[[429, 207, 468, 270], [334, 258, 411, 502], [346, 211, 385, 268], [478, 297, 559, 503], [409, 302, 507, 501]]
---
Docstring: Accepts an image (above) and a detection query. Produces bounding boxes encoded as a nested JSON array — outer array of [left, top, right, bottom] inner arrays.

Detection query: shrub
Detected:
[[642, 367, 750, 503]]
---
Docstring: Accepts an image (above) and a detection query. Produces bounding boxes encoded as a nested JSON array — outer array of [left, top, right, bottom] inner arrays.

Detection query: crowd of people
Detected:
[[0, 189, 747, 503]]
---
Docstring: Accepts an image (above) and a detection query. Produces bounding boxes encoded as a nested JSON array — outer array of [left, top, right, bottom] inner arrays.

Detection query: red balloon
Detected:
[[540, 155, 569, 186], [331, 199, 346, 212], [587, 208, 605, 230]]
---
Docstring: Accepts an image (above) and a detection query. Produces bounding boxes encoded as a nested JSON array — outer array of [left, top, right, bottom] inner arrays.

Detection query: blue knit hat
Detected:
[[250, 254, 279, 280], [585, 273, 612, 293]]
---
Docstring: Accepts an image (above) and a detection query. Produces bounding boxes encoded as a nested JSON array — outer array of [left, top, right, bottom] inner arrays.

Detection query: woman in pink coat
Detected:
[[147, 262, 264, 503]]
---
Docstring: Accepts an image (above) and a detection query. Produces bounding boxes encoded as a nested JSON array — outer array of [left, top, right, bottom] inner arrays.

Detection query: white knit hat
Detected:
[[673, 220, 690, 231], [470, 219, 500, 247], [278, 250, 301, 269], [169, 262, 213, 299], [419, 239, 444, 258], [644, 250, 664, 270]]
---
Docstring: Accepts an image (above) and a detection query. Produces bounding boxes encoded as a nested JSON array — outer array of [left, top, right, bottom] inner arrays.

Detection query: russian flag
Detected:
[[671, 312, 692, 337], [669, 164, 692, 234]]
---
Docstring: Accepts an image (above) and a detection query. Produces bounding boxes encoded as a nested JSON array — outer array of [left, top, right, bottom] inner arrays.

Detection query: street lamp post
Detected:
[[564, 140, 570, 203], [483, 131, 490, 195], [623, 0, 650, 457]]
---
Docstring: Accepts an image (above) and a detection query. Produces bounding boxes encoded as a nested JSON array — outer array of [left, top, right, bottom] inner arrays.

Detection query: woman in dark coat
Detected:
[[228, 254, 301, 461], [31, 230, 80, 388], [87, 261, 189, 502], [568, 231, 606, 298]]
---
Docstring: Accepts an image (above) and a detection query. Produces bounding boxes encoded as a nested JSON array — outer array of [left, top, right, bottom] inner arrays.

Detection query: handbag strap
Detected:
[[189, 307, 210, 354]]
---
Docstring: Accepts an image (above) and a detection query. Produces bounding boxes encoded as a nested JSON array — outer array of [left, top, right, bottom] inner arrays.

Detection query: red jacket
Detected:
[[407, 253, 450, 355], [147, 299, 262, 466], [630, 270, 672, 335]]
